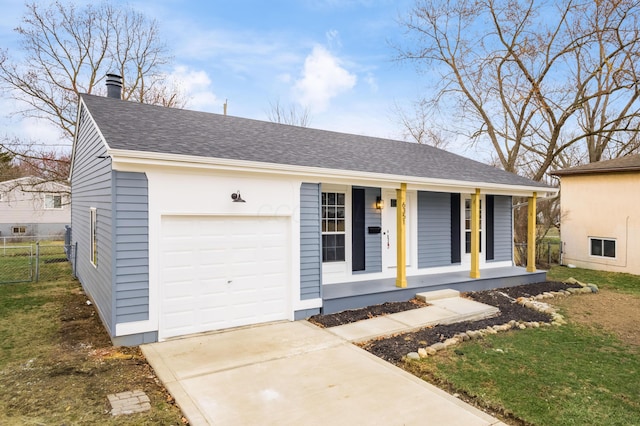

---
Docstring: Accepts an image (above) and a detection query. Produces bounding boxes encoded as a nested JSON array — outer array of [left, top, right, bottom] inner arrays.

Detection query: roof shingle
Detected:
[[80, 94, 549, 189], [552, 154, 640, 176]]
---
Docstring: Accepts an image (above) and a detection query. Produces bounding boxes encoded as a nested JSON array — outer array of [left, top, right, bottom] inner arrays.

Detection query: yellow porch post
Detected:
[[527, 192, 537, 272], [470, 188, 481, 279], [396, 183, 407, 288]]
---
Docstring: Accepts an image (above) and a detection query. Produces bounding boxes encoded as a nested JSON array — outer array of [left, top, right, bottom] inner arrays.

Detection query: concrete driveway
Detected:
[[142, 321, 505, 426]]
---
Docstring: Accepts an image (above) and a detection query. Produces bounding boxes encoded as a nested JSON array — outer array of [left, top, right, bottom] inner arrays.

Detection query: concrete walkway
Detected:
[[327, 290, 498, 342], [142, 294, 505, 426]]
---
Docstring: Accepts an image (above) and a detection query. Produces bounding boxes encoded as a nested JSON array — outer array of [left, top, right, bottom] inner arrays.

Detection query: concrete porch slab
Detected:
[[416, 289, 460, 301]]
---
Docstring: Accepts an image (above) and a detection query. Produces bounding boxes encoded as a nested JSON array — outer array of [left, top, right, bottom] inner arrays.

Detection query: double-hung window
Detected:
[[321, 192, 345, 262], [90, 208, 98, 266], [44, 194, 63, 209], [590, 238, 616, 258], [464, 198, 482, 253]]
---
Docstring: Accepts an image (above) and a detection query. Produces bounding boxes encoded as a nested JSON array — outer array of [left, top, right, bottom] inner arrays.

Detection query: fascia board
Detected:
[[108, 149, 556, 196]]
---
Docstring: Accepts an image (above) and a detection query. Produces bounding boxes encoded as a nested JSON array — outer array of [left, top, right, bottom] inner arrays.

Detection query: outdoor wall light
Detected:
[[375, 196, 384, 210], [231, 190, 246, 202]]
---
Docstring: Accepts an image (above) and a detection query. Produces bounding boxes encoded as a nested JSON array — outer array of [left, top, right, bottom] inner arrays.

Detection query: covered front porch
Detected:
[[322, 266, 546, 314]]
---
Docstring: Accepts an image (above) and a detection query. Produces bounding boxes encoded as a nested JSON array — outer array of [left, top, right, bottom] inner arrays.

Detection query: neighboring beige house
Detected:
[[552, 155, 640, 275], [0, 177, 70, 238]]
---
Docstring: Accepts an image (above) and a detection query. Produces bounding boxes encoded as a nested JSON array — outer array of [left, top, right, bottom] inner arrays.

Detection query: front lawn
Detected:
[[404, 267, 640, 425], [547, 265, 640, 296], [0, 262, 185, 425]]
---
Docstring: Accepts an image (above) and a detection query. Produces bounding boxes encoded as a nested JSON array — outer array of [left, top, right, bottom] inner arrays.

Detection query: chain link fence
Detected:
[[515, 241, 563, 269], [0, 237, 71, 284]]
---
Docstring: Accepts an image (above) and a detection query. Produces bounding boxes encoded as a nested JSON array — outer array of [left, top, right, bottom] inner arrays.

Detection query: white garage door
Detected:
[[160, 216, 290, 340]]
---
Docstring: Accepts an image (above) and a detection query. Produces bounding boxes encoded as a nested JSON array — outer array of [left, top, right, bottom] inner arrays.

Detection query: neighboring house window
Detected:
[[590, 238, 616, 258], [90, 208, 98, 266], [44, 194, 63, 209], [12, 226, 26, 235], [321, 192, 345, 262], [464, 199, 482, 253]]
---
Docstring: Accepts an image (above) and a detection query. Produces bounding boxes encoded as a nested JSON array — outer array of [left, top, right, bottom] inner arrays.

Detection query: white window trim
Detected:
[[588, 237, 616, 259], [321, 190, 347, 263], [12, 226, 26, 235], [44, 193, 63, 210], [461, 195, 485, 263], [90, 207, 98, 267]]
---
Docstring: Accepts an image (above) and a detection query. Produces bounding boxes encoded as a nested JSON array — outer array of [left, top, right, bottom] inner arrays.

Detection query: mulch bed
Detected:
[[308, 298, 428, 328], [308, 281, 582, 363]]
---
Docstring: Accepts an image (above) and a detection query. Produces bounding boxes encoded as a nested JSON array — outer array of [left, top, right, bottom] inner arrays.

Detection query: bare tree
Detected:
[[398, 0, 640, 181], [395, 100, 451, 148], [0, 1, 184, 142], [266, 98, 312, 127]]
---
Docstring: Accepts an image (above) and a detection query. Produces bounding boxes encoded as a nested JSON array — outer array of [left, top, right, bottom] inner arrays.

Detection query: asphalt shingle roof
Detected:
[[552, 154, 640, 176], [80, 94, 548, 189]]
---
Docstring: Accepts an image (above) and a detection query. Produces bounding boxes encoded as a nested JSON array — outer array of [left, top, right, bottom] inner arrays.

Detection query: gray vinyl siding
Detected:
[[113, 171, 149, 323], [418, 191, 452, 268], [70, 104, 115, 335], [300, 183, 321, 300], [359, 187, 382, 273], [492, 195, 513, 262]]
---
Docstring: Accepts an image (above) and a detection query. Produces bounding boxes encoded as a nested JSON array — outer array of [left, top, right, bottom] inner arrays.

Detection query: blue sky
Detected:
[[0, 0, 451, 153]]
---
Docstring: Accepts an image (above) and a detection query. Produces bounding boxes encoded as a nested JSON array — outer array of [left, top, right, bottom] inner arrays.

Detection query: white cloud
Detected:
[[293, 45, 357, 112], [365, 72, 378, 92], [168, 65, 220, 113]]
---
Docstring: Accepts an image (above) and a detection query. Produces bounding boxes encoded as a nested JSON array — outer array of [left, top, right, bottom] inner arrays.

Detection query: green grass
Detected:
[[547, 266, 640, 296], [404, 268, 640, 425], [407, 325, 640, 426], [0, 260, 185, 425], [1, 242, 70, 283]]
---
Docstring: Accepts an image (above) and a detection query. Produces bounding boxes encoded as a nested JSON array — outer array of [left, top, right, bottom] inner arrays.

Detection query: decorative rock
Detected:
[[485, 327, 497, 335], [567, 287, 579, 294], [426, 347, 437, 356], [407, 352, 420, 360], [518, 323, 527, 330], [418, 348, 428, 358], [430, 342, 446, 352], [444, 338, 459, 347], [587, 284, 599, 293], [466, 330, 481, 340], [509, 320, 517, 327], [543, 292, 554, 298], [456, 332, 470, 342]]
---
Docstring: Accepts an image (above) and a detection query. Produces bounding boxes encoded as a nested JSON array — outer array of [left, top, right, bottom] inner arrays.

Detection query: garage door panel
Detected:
[[160, 216, 289, 340]]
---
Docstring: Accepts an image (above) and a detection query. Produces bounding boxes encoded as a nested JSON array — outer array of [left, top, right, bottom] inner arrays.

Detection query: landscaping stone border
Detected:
[[406, 278, 598, 360]]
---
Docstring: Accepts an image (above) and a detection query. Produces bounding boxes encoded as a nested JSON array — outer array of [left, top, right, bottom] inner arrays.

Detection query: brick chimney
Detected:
[[106, 74, 123, 99]]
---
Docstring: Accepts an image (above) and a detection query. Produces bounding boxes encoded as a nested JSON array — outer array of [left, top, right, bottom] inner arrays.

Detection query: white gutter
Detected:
[[108, 148, 557, 196]]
